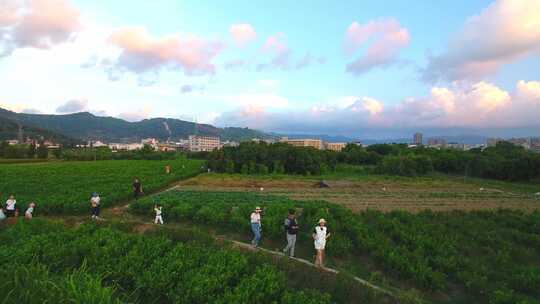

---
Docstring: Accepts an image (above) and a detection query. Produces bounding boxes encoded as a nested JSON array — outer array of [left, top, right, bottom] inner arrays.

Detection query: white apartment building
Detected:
[[188, 135, 221, 152]]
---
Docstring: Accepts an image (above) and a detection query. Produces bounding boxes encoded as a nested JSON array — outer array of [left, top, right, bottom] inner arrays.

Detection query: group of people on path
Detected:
[[89, 178, 144, 220], [250, 207, 331, 268], [0, 194, 36, 222]]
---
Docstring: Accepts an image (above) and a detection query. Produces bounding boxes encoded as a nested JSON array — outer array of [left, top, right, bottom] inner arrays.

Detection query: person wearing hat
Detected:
[[250, 206, 262, 247], [313, 218, 331, 268], [282, 209, 299, 257], [90, 192, 101, 220]]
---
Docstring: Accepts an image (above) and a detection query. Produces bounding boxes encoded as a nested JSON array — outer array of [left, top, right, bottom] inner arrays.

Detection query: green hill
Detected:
[[0, 108, 274, 142], [0, 111, 80, 145]]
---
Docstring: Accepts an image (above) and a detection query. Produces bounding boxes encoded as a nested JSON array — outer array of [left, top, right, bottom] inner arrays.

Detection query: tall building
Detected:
[[413, 133, 423, 145], [279, 137, 323, 149], [188, 135, 221, 152]]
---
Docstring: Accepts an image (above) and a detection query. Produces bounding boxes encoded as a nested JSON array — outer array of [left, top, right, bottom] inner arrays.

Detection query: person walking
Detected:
[[133, 178, 143, 200], [25, 202, 36, 219], [313, 218, 331, 268], [90, 192, 101, 220], [5, 195, 16, 217], [0, 207, 6, 221], [282, 209, 299, 257], [154, 204, 164, 224], [250, 206, 262, 247]]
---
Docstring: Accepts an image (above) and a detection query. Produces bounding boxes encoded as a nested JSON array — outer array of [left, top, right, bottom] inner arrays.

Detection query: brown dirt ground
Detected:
[[178, 175, 540, 213]]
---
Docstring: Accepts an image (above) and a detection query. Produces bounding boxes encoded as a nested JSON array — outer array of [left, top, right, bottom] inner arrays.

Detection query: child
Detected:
[[154, 204, 164, 224], [5, 195, 16, 217], [90, 192, 101, 219], [25, 202, 36, 219], [0, 207, 6, 221]]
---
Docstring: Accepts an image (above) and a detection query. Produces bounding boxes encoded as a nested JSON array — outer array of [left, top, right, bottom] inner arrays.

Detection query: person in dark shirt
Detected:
[[133, 178, 143, 200], [282, 209, 299, 257]]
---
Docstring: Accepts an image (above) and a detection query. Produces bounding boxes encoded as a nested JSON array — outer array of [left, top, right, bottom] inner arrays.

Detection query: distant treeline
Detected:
[[206, 141, 540, 181], [0, 142, 180, 161], [207, 142, 337, 175]]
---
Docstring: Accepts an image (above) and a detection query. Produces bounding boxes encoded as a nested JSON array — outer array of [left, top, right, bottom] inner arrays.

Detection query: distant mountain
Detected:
[[0, 112, 79, 145], [0, 108, 274, 143]]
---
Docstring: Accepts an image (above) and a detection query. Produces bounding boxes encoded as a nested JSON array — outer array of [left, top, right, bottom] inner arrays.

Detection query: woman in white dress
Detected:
[[313, 218, 331, 268]]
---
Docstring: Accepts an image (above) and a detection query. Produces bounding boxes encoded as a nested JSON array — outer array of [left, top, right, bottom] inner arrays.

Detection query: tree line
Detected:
[[206, 141, 540, 181]]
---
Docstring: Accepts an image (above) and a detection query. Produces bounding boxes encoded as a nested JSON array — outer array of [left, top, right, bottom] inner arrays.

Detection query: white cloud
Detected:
[[229, 23, 256, 46], [344, 18, 410, 75], [423, 0, 540, 82], [0, 0, 82, 55], [215, 80, 540, 134], [56, 99, 88, 113]]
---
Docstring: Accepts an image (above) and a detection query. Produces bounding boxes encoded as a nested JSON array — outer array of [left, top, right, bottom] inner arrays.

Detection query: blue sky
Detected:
[[0, 0, 539, 138]]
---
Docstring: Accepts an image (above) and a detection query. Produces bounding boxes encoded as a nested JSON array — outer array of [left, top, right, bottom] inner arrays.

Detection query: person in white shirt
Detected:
[[90, 192, 101, 219], [25, 202, 36, 219], [250, 206, 262, 247], [313, 218, 331, 268], [5, 195, 16, 218], [0, 207, 6, 221], [154, 204, 164, 224]]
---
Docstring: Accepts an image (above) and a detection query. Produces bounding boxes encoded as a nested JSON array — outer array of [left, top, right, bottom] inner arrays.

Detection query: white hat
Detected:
[[318, 218, 326, 224]]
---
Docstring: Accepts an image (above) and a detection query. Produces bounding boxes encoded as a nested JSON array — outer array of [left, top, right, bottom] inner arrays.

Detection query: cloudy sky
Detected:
[[0, 0, 539, 139]]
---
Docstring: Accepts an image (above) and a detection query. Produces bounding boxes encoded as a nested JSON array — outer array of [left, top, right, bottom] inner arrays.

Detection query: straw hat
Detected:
[[255, 206, 262, 211], [318, 218, 326, 224]]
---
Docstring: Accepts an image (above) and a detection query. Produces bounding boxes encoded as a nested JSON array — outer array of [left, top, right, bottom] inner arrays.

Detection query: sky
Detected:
[[0, 0, 539, 139]]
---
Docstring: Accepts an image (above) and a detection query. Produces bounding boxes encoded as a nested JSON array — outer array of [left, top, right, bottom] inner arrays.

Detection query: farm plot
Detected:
[[130, 190, 540, 303], [0, 158, 203, 215], [0, 220, 391, 304], [179, 173, 540, 212]]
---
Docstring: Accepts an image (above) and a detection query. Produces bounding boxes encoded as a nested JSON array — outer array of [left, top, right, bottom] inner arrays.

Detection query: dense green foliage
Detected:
[[0, 220, 338, 304], [0, 158, 203, 215], [0, 107, 272, 142], [130, 190, 540, 303], [207, 141, 338, 175], [207, 141, 540, 181], [345, 142, 540, 181], [61, 145, 181, 161]]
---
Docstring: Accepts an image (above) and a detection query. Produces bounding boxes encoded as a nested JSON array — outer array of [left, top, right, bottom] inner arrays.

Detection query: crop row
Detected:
[[130, 190, 540, 303], [0, 220, 340, 304], [0, 158, 203, 215]]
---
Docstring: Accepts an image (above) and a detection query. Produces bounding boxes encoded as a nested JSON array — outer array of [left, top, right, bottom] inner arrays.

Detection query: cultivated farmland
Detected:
[[129, 190, 540, 303], [0, 220, 392, 304], [179, 172, 540, 212], [0, 158, 203, 215]]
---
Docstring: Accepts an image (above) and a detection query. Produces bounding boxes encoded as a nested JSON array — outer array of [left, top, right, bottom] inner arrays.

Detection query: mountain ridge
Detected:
[[0, 108, 274, 143]]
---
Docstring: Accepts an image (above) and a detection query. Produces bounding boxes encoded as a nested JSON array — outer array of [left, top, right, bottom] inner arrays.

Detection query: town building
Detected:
[[413, 133, 423, 145], [108, 143, 144, 151], [188, 135, 221, 152], [279, 137, 324, 149], [427, 138, 447, 148], [325, 142, 347, 152]]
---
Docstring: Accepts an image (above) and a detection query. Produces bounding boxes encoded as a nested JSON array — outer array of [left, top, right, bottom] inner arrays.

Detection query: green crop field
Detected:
[[0, 158, 203, 215], [130, 190, 540, 303], [0, 220, 392, 304]]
